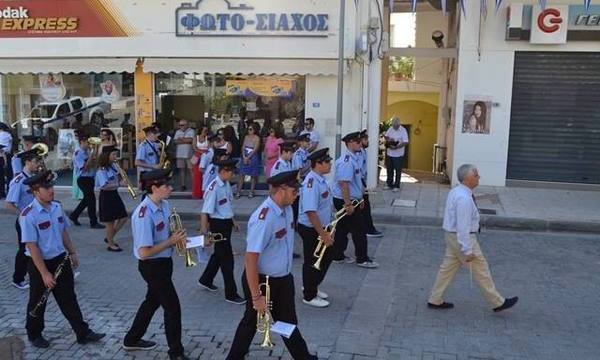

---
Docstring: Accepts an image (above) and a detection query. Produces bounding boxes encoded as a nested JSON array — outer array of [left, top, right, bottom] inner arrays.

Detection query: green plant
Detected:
[[389, 56, 415, 80]]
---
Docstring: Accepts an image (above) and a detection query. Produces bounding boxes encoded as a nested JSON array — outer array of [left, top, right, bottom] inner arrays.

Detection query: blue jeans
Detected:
[[386, 155, 404, 189]]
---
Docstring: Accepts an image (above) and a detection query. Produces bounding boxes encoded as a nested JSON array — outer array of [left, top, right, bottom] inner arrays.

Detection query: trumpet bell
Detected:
[[87, 137, 102, 145], [31, 143, 49, 157]]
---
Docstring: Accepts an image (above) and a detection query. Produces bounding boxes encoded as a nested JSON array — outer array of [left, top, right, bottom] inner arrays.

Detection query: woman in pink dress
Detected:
[[263, 126, 283, 178]]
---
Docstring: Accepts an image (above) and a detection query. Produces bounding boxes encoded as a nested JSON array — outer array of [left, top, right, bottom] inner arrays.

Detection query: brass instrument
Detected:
[[114, 162, 137, 199], [29, 253, 70, 318], [158, 140, 171, 169], [169, 208, 196, 267], [32, 142, 49, 172], [313, 199, 364, 270], [256, 276, 274, 348], [87, 136, 102, 158], [203, 232, 227, 247]]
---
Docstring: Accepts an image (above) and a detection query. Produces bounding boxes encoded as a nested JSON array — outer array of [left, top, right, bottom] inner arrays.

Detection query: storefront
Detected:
[[0, 0, 384, 189], [447, 1, 600, 186]]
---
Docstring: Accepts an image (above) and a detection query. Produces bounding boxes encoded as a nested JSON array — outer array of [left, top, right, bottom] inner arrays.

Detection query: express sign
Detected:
[[176, 0, 329, 37], [530, 5, 568, 43]]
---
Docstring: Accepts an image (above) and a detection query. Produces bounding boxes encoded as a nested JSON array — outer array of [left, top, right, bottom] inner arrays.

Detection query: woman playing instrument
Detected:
[[95, 145, 128, 252]]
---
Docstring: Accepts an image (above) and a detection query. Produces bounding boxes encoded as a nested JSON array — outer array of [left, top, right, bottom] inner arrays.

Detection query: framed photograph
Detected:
[[57, 129, 76, 160], [462, 99, 492, 135]]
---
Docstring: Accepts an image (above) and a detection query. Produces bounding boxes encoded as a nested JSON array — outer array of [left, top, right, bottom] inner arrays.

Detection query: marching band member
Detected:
[[269, 141, 295, 178], [95, 146, 128, 252], [202, 148, 228, 193], [122, 168, 190, 360], [6, 149, 39, 289], [20, 170, 105, 349], [331, 131, 378, 268], [291, 133, 311, 226], [11, 135, 39, 175], [69, 133, 104, 229], [135, 126, 161, 198], [358, 130, 382, 238], [298, 148, 334, 308], [227, 170, 318, 360], [198, 134, 218, 177], [198, 158, 245, 305]]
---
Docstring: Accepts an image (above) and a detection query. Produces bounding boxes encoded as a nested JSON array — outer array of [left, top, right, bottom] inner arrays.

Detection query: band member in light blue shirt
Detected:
[[20, 170, 105, 349], [198, 159, 245, 304], [202, 148, 228, 192], [69, 133, 103, 228], [227, 170, 318, 360], [11, 135, 39, 175], [269, 141, 295, 178], [124, 168, 190, 359]]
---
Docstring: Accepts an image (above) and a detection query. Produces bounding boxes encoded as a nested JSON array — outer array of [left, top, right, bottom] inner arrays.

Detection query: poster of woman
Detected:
[[462, 99, 492, 134], [100, 128, 123, 158], [58, 129, 76, 160]]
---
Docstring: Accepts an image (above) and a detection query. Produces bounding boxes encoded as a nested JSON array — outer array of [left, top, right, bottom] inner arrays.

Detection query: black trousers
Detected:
[[298, 224, 335, 301], [26, 253, 90, 341], [199, 218, 239, 299], [70, 176, 98, 225], [124, 258, 184, 357], [362, 193, 377, 234], [227, 271, 311, 360], [331, 197, 369, 263], [13, 218, 28, 283], [292, 197, 300, 227]]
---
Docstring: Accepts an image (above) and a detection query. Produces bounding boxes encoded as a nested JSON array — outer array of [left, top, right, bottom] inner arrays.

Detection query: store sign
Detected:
[[506, 4, 600, 42], [225, 79, 295, 97], [0, 0, 133, 38], [176, 0, 329, 37]]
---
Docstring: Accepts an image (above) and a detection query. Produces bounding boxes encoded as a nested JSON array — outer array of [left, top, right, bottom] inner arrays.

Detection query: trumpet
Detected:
[[203, 232, 227, 247], [158, 140, 171, 169], [313, 198, 364, 270], [169, 208, 196, 267], [257, 276, 274, 348], [87, 136, 102, 158], [113, 162, 137, 199]]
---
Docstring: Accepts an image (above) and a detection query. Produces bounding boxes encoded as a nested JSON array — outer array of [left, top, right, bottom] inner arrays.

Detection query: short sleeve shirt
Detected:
[[298, 170, 333, 228], [136, 140, 160, 171], [7, 170, 34, 211], [202, 177, 234, 220], [20, 199, 69, 259], [199, 148, 214, 171], [202, 163, 218, 191], [174, 128, 196, 159], [95, 166, 118, 190], [270, 158, 292, 178], [73, 148, 96, 178], [332, 149, 364, 200], [385, 126, 409, 157], [132, 197, 173, 260]]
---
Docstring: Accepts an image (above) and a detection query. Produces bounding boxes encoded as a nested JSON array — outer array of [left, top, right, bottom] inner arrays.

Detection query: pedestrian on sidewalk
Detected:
[[69, 133, 104, 229], [236, 122, 261, 198], [173, 119, 195, 191], [383, 117, 409, 192], [358, 129, 382, 238], [191, 125, 209, 199], [427, 164, 518, 312], [198, 159, 245, 305]]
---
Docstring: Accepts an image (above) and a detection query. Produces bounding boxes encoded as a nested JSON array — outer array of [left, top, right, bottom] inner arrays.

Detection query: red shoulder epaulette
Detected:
[[209, 180, 216, 191], [344, 155, 350, 162], [13, 174, 23, 184], [307, 178, 314, 188], [139, 206, 147, 218], [20, 205, 33, 217], [258, 207, 269, 220]]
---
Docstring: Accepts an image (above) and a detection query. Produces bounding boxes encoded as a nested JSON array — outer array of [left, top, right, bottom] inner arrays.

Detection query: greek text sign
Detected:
[[176, 0, 329, 37]]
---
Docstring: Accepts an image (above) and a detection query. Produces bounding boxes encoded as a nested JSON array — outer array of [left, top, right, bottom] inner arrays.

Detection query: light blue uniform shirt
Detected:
[[20, 199, 69, 259], [199, 148, 214, 171], [292, 148, 309, 176], [246, 197, 294, 277], [73, 148, 96, 178], [202, 177, 234, 219], [11, 154, 22, 175], [332, 149, 364, 200], [95, 166, 118, 190], [270, 158, 292, 178], [135, 140, 160, 172], [132, 196, 173, 260], [298, 170, 333, 228], [7, 170, 34, 211], [202, 163, 218, 191]]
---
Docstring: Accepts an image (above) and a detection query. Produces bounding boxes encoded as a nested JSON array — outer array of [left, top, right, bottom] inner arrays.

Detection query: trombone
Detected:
[[257, 276, 274, 348], [313, 199, 364, 270], [114, 162, 137, 199], [169, 208, 196, 267]]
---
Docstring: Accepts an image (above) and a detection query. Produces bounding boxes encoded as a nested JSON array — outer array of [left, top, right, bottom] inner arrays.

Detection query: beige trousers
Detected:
[[428, 232, 504, 308]]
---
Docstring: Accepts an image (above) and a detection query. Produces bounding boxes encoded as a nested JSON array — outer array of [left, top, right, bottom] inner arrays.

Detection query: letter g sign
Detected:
[[537, 8, 563, 33]]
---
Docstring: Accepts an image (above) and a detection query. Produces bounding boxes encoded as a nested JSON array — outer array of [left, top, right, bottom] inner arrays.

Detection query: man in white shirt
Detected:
[[173, 119, 196, 191], [427, 164, 518, 313], [300, 118, 320, 152], [383, 117, 409, 192]]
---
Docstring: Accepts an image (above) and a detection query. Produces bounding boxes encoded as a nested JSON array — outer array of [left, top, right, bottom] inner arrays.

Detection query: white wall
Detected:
[[451, 0, 600, 186]]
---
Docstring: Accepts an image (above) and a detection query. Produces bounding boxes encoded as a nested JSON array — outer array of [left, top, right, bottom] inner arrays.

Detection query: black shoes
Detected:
[[198, 280, 218, 292], [122, 339, 157, 351], [427, 302, 454, 310], [225, 295, 247, 305], [69, 216, 81, 226], [91, 223, 106, 229], [77, 330, 106, 344], [29, 336, 50, 348], [493, 297, 519, 313]]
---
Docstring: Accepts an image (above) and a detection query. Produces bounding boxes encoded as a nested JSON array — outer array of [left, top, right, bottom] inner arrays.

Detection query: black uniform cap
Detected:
[[23, 135, 42, 143], [140, 168, 173, 185], [267, 170, 301, 189], [360, 129, 368, 138], [297, 133, 311, 142], [216, 158, 238, 170], [23, 170, 55, 188], [102, 145, 118, 154], [213, 148, 228, 159], [142, 125, 158, 134], [17, 149, 40, 161], [341, 131, 362, 142], [278, 141, 296, 152], [0, 122, 9, 131], [307, 148, 332, 162]]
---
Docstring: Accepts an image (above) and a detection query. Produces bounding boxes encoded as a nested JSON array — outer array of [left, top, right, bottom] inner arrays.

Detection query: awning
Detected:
[[0, 58, 138, 74], [142, 58, 342, 76]]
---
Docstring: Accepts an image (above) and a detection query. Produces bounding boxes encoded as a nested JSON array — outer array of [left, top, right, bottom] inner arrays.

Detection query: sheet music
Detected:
[[186, 235, 206, 249], [270, 321, 296, 338]]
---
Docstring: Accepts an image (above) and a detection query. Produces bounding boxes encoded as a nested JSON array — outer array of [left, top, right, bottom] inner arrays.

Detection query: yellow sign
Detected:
[[226, 79, 295, 97]]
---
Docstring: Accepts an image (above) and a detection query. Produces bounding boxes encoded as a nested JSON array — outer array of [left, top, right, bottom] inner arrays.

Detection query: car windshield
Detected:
[[36, 105, 57, 118]]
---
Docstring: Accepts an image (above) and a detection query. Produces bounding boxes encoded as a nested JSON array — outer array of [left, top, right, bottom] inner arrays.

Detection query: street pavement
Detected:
[[1, 213, 600, 360]]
